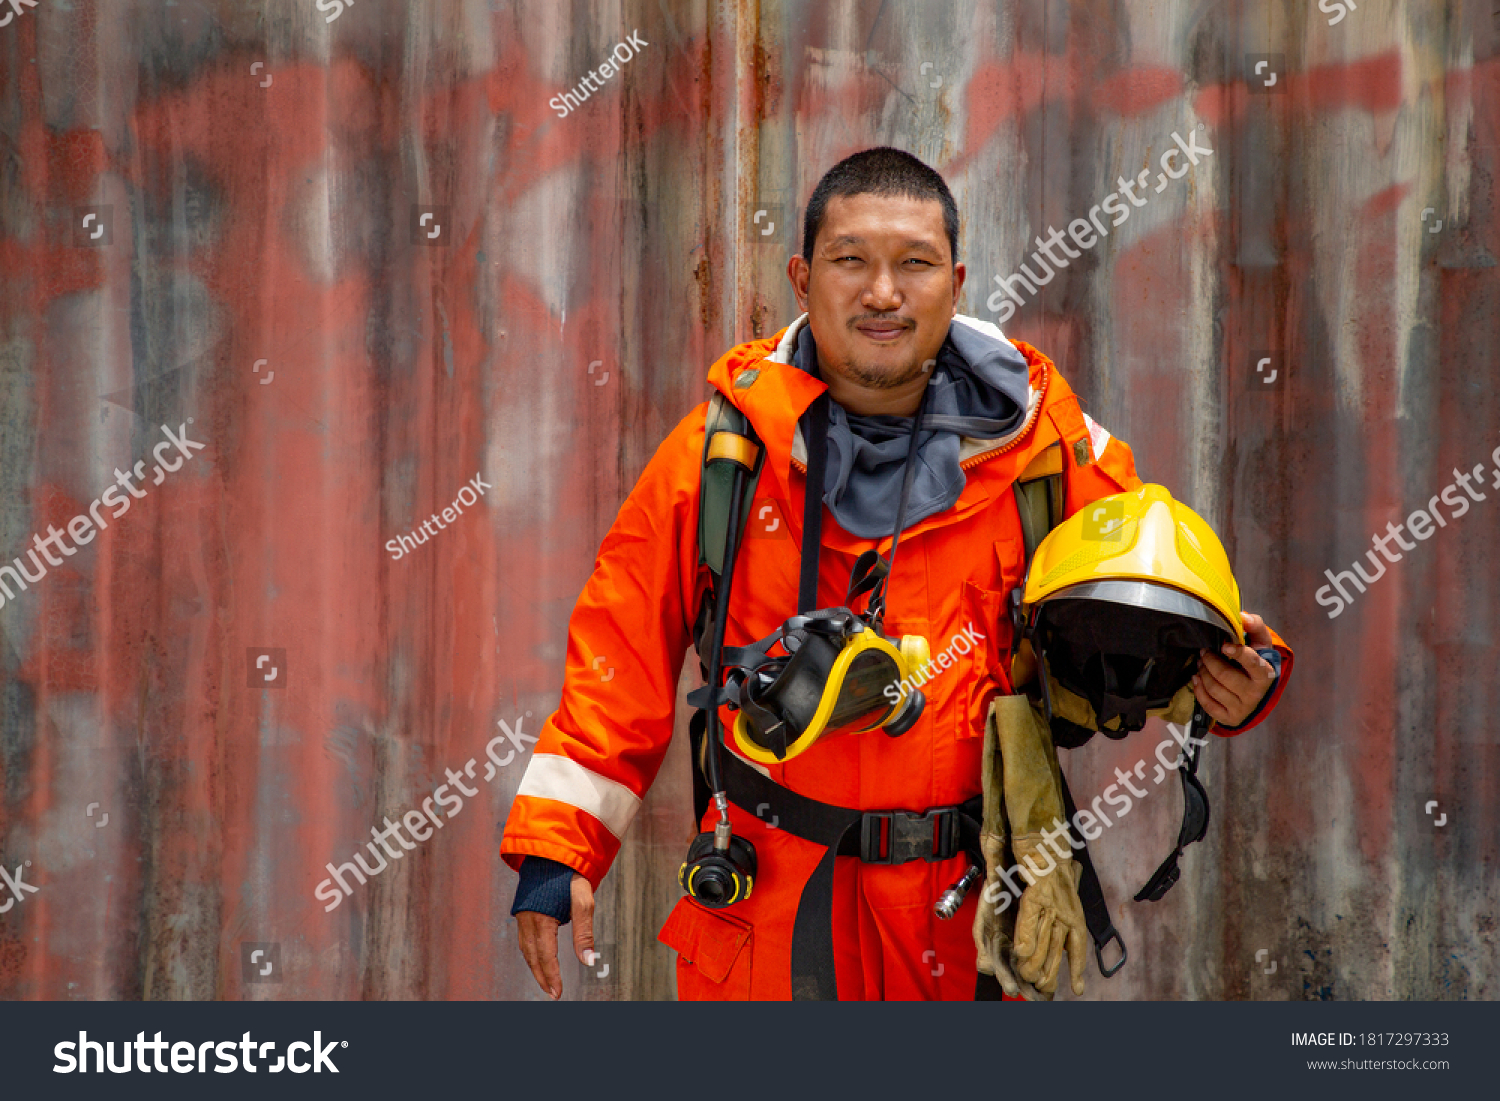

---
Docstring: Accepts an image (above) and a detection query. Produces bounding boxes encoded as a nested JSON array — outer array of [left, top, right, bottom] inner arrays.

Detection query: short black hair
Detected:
[[801, 147, 959, 265]]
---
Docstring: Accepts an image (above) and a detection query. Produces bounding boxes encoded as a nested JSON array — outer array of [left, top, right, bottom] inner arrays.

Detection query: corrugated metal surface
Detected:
[[0, 0, 1495, 1001]]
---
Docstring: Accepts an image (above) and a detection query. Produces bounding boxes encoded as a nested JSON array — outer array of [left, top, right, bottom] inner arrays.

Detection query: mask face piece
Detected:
[[726, 609, 927, 764], [826, 646, 904, 733]]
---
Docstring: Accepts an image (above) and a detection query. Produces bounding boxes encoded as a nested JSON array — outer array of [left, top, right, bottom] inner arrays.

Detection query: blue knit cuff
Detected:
[[510, 856, 575, 924], [1217, 647, 1282, 731]]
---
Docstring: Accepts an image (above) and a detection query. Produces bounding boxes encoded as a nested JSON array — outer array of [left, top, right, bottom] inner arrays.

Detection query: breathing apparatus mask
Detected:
[[681, 381, 934, 906], [720, 597, 930, 765]]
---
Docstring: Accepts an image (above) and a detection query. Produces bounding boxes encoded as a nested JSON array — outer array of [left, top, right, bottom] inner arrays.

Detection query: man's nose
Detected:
[[862, 265, 902, 309]]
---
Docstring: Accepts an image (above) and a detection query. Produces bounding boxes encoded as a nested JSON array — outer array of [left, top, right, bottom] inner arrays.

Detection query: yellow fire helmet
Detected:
[[1018, 484, 1243, 735]]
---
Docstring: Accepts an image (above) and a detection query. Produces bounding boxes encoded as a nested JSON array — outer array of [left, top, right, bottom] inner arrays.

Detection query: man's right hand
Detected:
[[516, 873, 595, 1000]]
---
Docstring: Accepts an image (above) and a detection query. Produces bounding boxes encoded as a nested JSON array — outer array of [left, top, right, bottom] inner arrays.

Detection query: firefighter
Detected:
[[501, 147, 1291, 1000]]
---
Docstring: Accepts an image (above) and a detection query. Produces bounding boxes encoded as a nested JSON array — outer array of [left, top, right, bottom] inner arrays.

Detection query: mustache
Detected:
[[849, 315, 913, 328]]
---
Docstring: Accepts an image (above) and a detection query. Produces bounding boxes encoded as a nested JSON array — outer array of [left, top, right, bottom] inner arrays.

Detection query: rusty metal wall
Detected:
[[0, 0, 1495, 1002]]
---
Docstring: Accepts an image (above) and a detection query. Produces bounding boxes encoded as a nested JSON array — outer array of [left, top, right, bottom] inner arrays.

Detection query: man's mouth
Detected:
[[854, 320, 911, 342]]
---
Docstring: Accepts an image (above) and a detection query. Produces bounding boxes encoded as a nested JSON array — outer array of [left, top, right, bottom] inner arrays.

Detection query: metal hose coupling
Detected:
[[934, 864, 983, 919]]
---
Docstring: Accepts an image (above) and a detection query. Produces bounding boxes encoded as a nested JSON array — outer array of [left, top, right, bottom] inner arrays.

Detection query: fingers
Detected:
[[1200, 645, 1270, 686], [570, 873, 596, 967], [516, 911, 563, 1000], [1067, 923, 1088, 996], [1194, 653, 1235, 695], [1017, 911, 1055, 985], [1065, 863, 1087, 997], [1240, 610, 1274, 648], [1035, 915, 1066, 992], [1195, 642, 1273, 725], [993, 963, 1023, 998], [1225, 641, 1274, 681], [1190, 662, 1236, 718], [1012, 899, 1040, 960]]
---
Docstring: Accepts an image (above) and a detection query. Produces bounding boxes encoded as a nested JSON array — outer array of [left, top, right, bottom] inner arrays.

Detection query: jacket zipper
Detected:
[[788, 357, 1051, 476]]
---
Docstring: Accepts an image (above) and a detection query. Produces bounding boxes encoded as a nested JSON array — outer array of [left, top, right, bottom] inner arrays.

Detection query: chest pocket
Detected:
[[953, 442, 1066, 738], [954, 531, 1026, 734]]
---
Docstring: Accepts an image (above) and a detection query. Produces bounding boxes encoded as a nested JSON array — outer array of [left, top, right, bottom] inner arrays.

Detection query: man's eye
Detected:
[[906, 258, 933, 266]]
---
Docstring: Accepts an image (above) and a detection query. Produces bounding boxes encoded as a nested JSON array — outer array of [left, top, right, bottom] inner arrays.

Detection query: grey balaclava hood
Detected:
[[791, 317, 1031, 539]]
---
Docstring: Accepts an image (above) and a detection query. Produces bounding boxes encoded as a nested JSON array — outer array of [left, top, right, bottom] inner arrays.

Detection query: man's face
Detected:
[[788, 192, 965, 392]]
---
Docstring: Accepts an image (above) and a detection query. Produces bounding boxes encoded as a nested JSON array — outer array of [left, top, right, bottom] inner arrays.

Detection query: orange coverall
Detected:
[[500, 317, 1294, 1000]]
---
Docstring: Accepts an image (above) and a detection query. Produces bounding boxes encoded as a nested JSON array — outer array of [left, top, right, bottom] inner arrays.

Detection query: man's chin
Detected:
[[842, 360, 931, 391]]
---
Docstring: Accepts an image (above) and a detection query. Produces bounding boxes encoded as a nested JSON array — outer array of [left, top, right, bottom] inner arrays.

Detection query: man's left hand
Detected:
[[1191, 611, 1277, 728]]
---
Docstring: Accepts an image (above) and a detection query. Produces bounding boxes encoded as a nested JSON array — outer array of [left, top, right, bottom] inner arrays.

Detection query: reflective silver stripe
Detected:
[[768, 312, 809, 363], [516, 754, 642, 839], [1083, 413, 1113, 462], [726, 745, 773, 779]]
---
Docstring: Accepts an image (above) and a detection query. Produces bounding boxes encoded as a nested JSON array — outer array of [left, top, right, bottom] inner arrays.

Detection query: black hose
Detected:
[[702, 464, 747, 808]]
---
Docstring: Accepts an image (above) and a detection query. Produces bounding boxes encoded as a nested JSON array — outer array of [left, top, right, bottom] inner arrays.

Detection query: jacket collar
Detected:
[[705, 314, 823, 505], [706, 313, 1057, 551]]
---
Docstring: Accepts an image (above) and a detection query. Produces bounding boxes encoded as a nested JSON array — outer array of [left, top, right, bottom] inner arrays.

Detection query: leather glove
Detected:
[[972, 696, 1049, 1000], [996, 691, 1088, 997], [1010, 832, 1088, 995]]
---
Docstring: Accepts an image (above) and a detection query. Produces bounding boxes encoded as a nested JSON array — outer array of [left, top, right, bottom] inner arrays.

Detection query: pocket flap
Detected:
[[657, 898, 751, 984]]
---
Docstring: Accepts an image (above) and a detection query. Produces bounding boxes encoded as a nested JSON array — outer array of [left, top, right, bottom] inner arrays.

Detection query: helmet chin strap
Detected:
[[1096, 657, 1155, 733]]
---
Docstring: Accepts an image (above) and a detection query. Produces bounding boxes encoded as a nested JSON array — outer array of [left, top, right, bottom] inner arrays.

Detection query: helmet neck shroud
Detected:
[[1035, 582, 1234, 740]]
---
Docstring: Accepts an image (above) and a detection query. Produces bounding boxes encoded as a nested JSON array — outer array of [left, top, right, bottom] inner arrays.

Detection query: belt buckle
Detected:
[[859, 812, 896, 864], [859, 807, 959, 865]]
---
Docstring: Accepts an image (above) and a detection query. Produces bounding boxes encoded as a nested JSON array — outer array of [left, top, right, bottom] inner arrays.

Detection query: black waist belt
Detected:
[[718, 747, 981, 1000]]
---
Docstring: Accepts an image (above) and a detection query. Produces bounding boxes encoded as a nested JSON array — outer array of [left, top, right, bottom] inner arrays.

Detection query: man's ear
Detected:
[[787, 254, 810, 311], [951, 261, 966, 311]]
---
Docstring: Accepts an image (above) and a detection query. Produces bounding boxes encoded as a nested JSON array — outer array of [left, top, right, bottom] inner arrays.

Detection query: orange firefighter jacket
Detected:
[[499, 314, 1293, 999]]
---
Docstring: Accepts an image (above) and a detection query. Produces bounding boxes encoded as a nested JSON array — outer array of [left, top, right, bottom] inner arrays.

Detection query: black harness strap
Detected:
[[1056, 768, 1127, 977], [1050, 701, 1215, 978], [694, 380, 969, 999], [797, 394, 830, 614], [1133, 704, 1212, 902], [718, 749, 980, 1000]]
